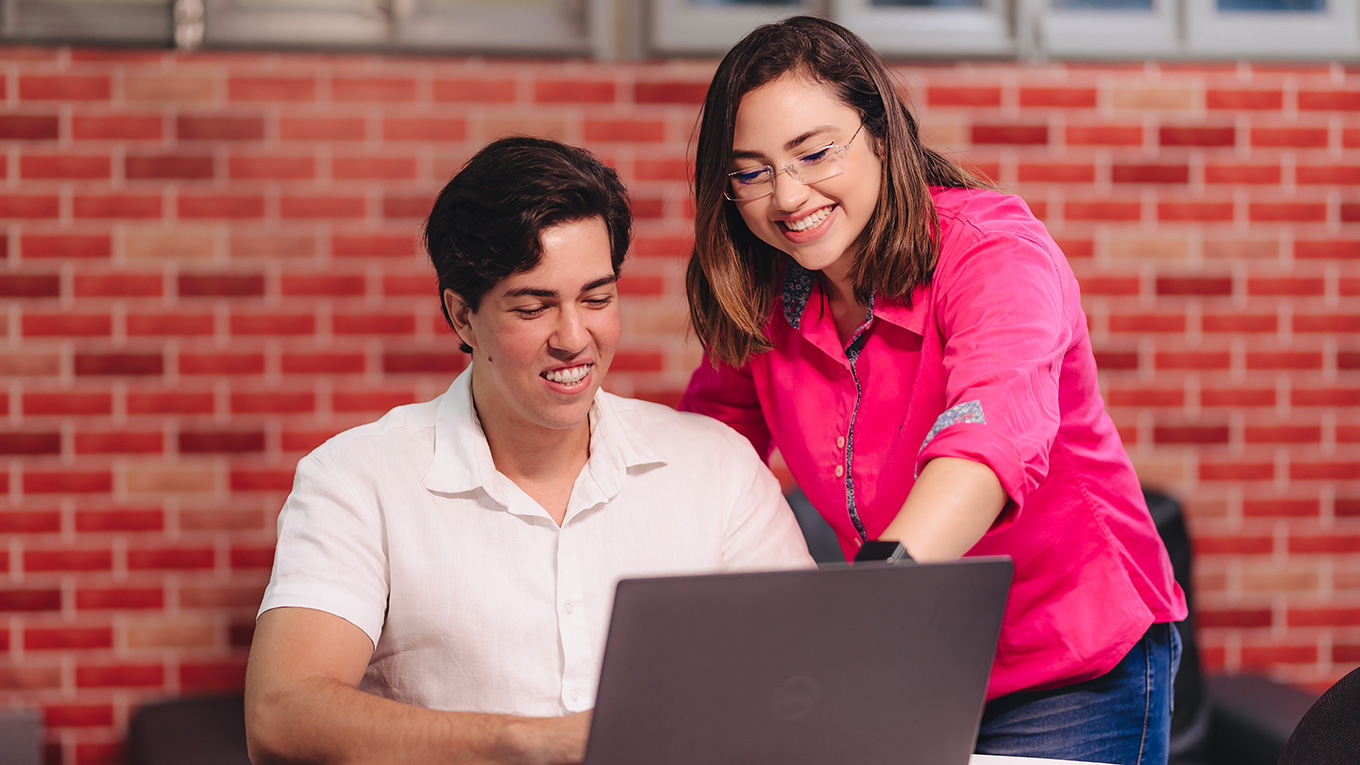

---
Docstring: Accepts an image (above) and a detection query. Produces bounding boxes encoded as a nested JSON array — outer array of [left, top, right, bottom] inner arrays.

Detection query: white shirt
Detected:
[[258, 368, 814, 717]]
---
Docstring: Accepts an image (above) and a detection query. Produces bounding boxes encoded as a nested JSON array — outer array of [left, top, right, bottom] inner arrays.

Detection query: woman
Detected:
[[679, 15, 1188, 765]]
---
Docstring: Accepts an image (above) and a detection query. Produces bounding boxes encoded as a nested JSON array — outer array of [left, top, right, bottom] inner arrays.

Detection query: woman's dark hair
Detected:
[[424, 136, 632, 351], [687, 15, 993, 367]]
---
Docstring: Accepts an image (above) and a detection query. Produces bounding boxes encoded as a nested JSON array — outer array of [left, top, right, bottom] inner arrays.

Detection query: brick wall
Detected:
[[0, 47, 1356, 764]]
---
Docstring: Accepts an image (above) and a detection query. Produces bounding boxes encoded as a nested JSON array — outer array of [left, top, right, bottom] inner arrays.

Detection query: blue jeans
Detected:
[[975, 623, 1182, 765]]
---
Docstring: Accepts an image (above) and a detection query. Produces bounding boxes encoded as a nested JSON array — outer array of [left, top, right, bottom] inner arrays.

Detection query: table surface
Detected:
[[972, 756, 1115, 765]]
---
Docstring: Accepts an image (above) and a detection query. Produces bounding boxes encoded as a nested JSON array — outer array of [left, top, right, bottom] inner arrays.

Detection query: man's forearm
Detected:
[[246, 672, 588, 765]]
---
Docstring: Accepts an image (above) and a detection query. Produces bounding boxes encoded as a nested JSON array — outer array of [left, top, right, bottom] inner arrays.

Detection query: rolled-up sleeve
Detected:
[[680, 356, 775, 462], [915, 229, 1071, 514]]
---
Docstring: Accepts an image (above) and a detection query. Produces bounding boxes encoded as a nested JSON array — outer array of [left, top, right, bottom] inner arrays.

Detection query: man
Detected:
[[244, 137, 814, 765]]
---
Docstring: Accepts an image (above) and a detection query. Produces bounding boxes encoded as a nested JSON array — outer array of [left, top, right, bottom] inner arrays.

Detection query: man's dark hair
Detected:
[[424, 136, 633, 351]]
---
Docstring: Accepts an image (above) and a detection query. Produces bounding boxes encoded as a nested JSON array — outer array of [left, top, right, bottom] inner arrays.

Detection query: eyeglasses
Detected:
[[725, 125, 863, 201]]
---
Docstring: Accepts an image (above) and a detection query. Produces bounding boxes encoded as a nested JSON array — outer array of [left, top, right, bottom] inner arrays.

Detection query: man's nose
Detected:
[[549, 306, 589, 353]]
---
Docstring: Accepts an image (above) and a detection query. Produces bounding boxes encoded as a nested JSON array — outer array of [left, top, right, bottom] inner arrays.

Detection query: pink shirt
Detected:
[[681, 186, 1187, 699]]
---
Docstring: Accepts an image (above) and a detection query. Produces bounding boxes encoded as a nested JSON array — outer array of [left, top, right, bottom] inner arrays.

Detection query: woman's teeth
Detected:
[[542, 364, 591, 385], [784, 206, 832, 232]]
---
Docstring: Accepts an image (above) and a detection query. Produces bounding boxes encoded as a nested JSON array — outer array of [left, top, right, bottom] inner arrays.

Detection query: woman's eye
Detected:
[[733, 168, 768, 185], [799, 147, 832, 165]]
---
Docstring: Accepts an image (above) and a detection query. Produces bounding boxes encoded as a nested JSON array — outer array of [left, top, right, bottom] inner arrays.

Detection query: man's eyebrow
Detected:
[[730, 126, 838, 162], [501, 274, 617, 300]]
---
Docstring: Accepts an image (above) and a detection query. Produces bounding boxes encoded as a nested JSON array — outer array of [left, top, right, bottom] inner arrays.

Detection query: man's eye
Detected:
[[798, 147, 832, 165], [514, 306, 547, 317], [585, 296, 614, 308]]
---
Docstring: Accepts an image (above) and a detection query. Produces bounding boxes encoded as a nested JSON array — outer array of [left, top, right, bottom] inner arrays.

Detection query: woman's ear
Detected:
[[443, 289, 476, 352]]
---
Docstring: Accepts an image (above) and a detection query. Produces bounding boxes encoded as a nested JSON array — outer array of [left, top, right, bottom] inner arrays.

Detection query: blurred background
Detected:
[[0, 0, 1357, 763]]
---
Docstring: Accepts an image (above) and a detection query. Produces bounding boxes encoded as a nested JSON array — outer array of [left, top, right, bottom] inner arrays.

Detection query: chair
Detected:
[[0, 708, 41, 765], [126, 694, 250, 765], [1277, 665, 1360, 764]]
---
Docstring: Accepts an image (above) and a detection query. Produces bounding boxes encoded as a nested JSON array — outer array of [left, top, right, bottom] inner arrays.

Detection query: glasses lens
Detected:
[[792, 149, 845, 185]]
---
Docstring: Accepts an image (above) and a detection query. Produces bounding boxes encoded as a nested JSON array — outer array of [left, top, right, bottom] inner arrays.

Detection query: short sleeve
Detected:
[[917, 229, 1072, 511], [680, 356, 774, 461], [257, 453, 391, 648], [711, 426, 816, 572]]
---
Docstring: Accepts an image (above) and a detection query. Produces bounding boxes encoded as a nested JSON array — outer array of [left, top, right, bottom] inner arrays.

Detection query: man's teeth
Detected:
[[785, 207, 832, 232], [543, 364, 591, 385]]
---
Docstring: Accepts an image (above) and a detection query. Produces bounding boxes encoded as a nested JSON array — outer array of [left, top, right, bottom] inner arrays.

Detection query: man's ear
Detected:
[[443, 289, 476, 352]]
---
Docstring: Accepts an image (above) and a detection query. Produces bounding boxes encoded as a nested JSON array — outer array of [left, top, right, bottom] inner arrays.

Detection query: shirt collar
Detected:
[[423, 367, 666, 504], [778, 258, 930, 337]]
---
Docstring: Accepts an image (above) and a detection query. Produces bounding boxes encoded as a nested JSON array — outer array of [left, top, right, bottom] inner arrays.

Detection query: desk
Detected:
[[973, 751, 1109, 756]]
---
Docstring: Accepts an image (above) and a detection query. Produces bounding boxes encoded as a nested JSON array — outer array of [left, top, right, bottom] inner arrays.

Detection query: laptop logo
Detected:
[[770, 675, 820, 721]]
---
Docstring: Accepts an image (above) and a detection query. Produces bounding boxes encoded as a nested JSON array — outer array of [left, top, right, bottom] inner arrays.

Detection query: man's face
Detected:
[[446, 216, 621, 441]]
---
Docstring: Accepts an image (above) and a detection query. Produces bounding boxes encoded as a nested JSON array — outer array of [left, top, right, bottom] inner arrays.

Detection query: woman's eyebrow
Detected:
[[730, 126, 839, 161]]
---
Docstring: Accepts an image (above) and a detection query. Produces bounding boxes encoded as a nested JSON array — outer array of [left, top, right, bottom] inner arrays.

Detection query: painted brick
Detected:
[[331, 155, 418, 181], [229, 75, 316, 102], [127, 390, 214, 415], [0, 509, 61, 532], [178, 194, 267, 219], [75, 508, 164, 532], [19, 74, 110, 101], [177, 114, 266, 141], [75, 430, 164, 454], [229, 154, 316, 180], [332, 313, 416, 335], [125, 153, 214, 180], [532, 78, 615, 104], [280, 195, 365, 219], [0, 194, 60, 218], [971, 123, 1048, 145], [0, 113, 60, 139], [0, 273, 61, 297], [282, 352, 366, 374], [1204, 163, 1281, 185], [433, 78, 517, 103], [0, 589, 62, 612], [24, 548, 113, 572], [23, 392, 113, 416], [72, 114, 163, 141], [1251, 127, 1328, 149], [20, 153, 111, 179], [1206, 88, 1283, 110], [73, 194, 163, 219], [1159, 126, 1235, 147], [332, 76, 417, 102], [179, 272, 266, 297], [74, 353, 163, 377], [280, 116, 366, 142]]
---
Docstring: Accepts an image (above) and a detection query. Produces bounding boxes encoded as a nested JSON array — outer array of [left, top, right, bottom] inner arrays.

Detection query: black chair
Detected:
[[126, 694, 250, 765], [0, 708, 41, 765], [1277, 665, 1360, 764]]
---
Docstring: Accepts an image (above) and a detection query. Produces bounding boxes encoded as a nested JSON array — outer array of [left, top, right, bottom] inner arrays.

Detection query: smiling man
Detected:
[[243, 137, 813, 765]]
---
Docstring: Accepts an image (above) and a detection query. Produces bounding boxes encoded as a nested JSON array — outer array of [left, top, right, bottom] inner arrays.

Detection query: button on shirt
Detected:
[[681, 186, 1186, 699], [259, 369, 814, 716]]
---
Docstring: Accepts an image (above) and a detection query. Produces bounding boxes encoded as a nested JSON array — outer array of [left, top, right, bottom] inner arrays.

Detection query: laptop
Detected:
[[582, 557, 1013, 765]]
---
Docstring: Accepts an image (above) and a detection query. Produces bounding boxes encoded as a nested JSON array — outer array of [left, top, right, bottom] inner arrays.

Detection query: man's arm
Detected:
[[245, 607, 590, 765]]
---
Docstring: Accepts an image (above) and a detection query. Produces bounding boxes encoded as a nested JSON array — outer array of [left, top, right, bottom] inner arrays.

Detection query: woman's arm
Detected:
[[245, 607, 590, 765], [875, 457, 1007, 562]]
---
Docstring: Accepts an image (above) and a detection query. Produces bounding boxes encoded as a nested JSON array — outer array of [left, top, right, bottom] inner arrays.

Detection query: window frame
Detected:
[[1, 0, 173, 46]]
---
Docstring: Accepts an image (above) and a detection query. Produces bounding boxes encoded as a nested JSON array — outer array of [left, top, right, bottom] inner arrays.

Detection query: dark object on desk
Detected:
[[853, 539, 914, 564], [0, 708, 41, 765], [126, 694, 250, 765], [1277, 665, 1360, 765]]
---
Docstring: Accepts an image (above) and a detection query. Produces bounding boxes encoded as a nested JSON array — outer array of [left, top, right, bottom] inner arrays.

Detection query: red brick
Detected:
[[1157, 201, 1233, 222], [73, 194, 163, 219], [19, 74, 110, 101], [1288, 607, 1360, 627], [229, 154, 315, 180], [383, 274, 432, 297], [127, 391, 214, 414], [177, 114, 266, 141], [332, 76, 417, 102], [0, 113, 60, 139], [1206, 88, 1283, 110], [433, 78, 517, 103], [1244, 425, 1320, 444], [1066, 200, 1141, 221], [332, 389, 418, 413], [74, 352, 163, 377], [128, 546, 215, 570], [178, 194, 266, 219], [1291, 460, 1360, 479], [76, 663, 164, 688], [1019, 87, 1096, 108], [926, 85, 1002, 107], [1156, 276, 1232, 296], [1293, 387, 1360, 407], [972, 123, 1048, 145], [44, 704, 114, 729], [179, 430, 266, 454], [180, 660, 247, 692], [178, 272, 265, 297], [1156, 351, 1230, 370], [332, 313, 416, 335], [1154, 424, 1229, 445], [127, 312, 215, 337], [331, 155, 417, 181], [381, 116, 466, 143], [1296, 239, 1360, 260], [22, 234, 111, 260], [75, 508, 164, 532], [584, 118, 666, 143], [333, 234, 415, 258], [280, 195, 366, 219], [229, 312, 314, 336], [1159, 126, 1235, 147], [1241, 644, 1317, 668], [1112, 163, 1189, 184], [72, 114, 162, 140], [75, 430, 163, 454], [180, 352, 266, 376], [634, 80, 709, 104], [230, 544, 276, 569], [1200, 460, 1275, 483], [282, 353, 366, 375], [1298, 89, 1360, 110], [1106, 387, 1184, 407], [22, 313, 111, 338], [0, 509, 61, 532], [1248, 277, 1325, 297], [1018, 162, 1095, 183], [1201, 388, 1275, 408], [1093, 350, 1138, 370], [1204, 163, 1281, 185], [280, 116, 366, 142], [24, 470, 113, 494], [533, 78, 615, 104], [1198, 607, 1272, 628], [20, 154, 111, 179], [73, 274, 161, 297], [1251, 127, 1328, 149], [633, 158, 688, 182], [1250, 202, 1327, 223], [0, 194, 59, 218], [229, 75, 316, 102], [125, 153, 214, 180], [230, 469, 295, 492], [23, 547, 113, 572], [0, 273, 61, 297], [1108, 313, 1185, 334], [280, 273, 366, 296], [0, 589, 62, 612], [23, 392, 113, 416], [1243, 499, 1319, 518], [1194, 535, 1273, 555], [383, 351, 467, 374], [1296, 165, 1360, 185], [230, 391, 315, 414], [0, 431, 62, 454], [1289, 535, 1360, 554], [1341, 203, 1360, 222], [24, 626, 113, 651]]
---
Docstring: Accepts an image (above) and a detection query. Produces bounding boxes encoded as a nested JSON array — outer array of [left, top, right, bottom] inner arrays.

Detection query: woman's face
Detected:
[[728, 73, 883, 290]]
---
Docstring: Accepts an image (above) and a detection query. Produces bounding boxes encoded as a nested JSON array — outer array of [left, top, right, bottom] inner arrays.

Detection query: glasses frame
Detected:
[[724, 124, 864, 202]]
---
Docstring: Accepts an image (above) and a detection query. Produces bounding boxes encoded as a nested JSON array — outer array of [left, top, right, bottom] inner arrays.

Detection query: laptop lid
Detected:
[[583, 557, 1013, 765]]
